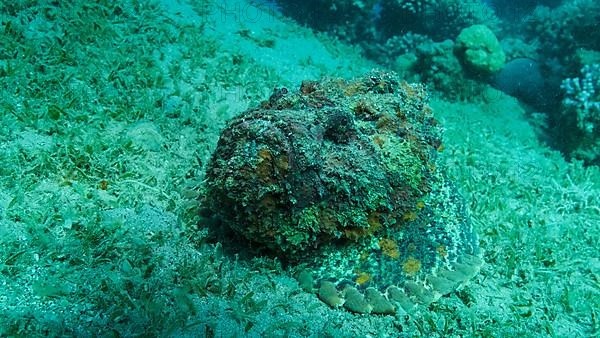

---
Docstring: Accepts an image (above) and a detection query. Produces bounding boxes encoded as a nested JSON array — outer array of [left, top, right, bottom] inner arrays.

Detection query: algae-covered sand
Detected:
[[0, 0, 598, 336]]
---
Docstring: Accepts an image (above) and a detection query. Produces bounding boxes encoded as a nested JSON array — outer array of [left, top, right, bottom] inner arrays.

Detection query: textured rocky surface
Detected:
[[203, 71, 482, 314]]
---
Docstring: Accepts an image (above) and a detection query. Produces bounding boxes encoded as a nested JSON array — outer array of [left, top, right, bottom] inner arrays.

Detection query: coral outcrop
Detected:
[[560, 64, 600, 164], [525, 0, 600, 65], [275, 0, 378, 42], [202, 71, 482, 314], [378, 0, 499, 41], [454, 24, 506, 75]]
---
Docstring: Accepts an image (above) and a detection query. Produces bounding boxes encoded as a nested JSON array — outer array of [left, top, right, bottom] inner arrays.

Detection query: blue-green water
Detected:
[[0, 0, 598, 336]]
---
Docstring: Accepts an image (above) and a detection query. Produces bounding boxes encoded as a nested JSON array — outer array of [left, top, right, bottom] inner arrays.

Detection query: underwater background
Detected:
[[0, 0, 598, 336]]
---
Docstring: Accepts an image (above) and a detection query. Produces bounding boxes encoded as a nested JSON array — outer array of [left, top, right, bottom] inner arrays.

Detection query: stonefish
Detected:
[[202, 71, 482, 314]]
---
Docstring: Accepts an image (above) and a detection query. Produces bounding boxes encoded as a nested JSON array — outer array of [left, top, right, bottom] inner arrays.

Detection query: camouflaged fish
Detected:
[[202, 71, 482, 314]]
